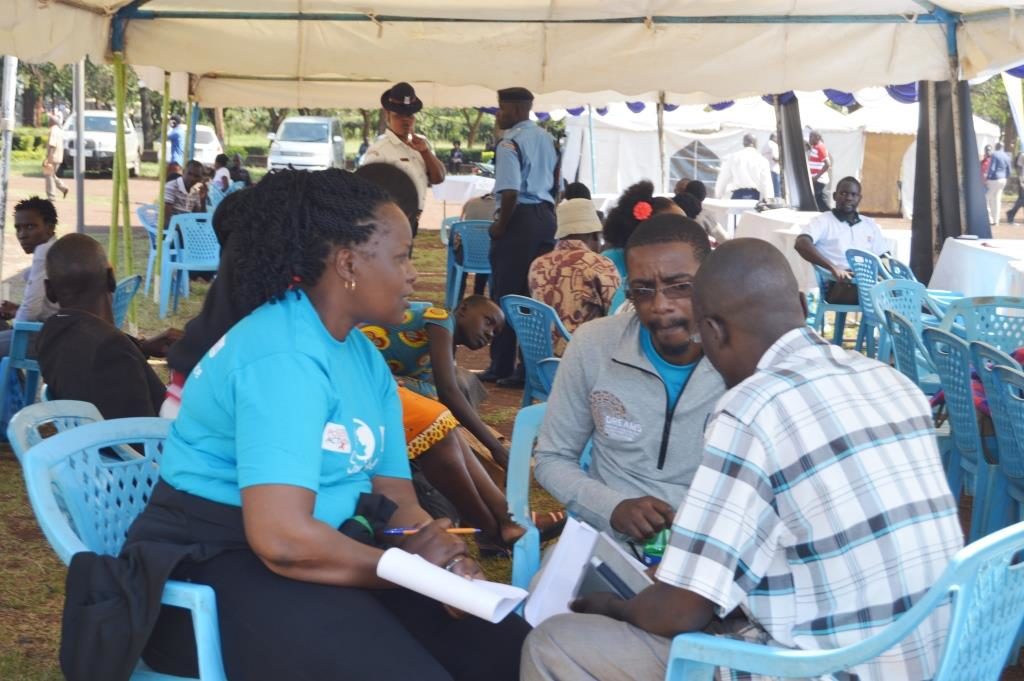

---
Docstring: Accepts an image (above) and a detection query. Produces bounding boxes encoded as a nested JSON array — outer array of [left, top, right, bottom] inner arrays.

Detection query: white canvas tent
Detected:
[[562, 93, 1002, 214], [4, 1, 1024, 108], [845, 92, 1000, 216]]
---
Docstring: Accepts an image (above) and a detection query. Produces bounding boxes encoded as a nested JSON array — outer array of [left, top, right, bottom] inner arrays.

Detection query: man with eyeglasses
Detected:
[[534, 213, 725, 553]]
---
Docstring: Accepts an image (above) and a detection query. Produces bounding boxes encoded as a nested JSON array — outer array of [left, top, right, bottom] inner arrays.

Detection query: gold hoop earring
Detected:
[[346, 279, 357, 292]]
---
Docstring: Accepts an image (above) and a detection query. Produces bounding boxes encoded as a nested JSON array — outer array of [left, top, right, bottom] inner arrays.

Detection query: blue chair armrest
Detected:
[[159, 580, 228, 681]]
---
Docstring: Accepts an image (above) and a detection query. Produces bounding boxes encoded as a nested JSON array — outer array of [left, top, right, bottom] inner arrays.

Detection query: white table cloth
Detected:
[[430, 175, 495, 203], [701, 198, 759, 237], [929, 238, 1024, 298]]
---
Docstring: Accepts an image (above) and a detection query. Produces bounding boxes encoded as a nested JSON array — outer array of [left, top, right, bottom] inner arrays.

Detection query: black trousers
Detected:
[[813, 180, 829, 212], [145, 547, 530, 681], [487, 202, 556, 377], [1008, 185, 1024, 223]]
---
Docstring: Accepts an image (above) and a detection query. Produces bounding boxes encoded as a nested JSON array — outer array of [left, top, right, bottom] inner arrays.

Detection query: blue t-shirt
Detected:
[[639, 326, 697, 406], [160, 291, 410, 528]]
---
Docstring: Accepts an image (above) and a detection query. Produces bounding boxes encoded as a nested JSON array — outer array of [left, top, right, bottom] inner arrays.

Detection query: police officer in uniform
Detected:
[[482, 87, 559, 386], [361, 82, 446, 236]]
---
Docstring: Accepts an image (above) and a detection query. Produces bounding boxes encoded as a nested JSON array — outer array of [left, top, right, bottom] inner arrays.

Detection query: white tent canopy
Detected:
[[563, 94, 1001, 216], [562, 97, 865, 196], [4, 1, 1024, 108]]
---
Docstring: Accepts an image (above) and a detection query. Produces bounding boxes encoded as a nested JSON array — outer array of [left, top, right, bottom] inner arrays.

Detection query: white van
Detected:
[[60, 110, 142, 177], [266, 116, 344, 171]]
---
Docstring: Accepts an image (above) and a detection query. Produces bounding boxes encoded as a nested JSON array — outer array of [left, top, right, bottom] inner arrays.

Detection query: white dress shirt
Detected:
[[360, 128, 441, 210], [716, 146, 774, 199], [762, 139, 780, 174]]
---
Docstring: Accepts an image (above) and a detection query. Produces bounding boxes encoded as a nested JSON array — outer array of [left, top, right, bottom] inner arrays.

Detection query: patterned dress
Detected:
[[361, 303, 458, 458]]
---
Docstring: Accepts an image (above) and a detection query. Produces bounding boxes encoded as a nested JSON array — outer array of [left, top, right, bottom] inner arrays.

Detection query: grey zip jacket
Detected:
[[534, 310, 726, 542]]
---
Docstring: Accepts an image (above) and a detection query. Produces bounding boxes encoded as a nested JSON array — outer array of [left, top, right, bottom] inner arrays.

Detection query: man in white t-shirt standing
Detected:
[[44, 112, 69, 201], [795, 176, 888, 304], [360, 82, 446, 236]]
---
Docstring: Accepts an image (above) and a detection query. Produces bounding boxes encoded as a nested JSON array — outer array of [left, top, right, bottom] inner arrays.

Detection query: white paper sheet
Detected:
[[376, 548, 527, 624], [524, 517, 600, 626]]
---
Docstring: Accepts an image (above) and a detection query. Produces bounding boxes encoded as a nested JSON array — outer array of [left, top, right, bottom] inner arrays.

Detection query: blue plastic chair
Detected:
[[923, 328, 1001, 541], [810, 266, 865, 349], [7, 400, 104, 463], [872, 279, 943, 338], [137, 203, 162, 295], [507, 404, 547, 590], [939, 297, 1024, 353], [506, 403, 592, 590], [20, 418, 227, 681], [846, 249, 888, 358], [113, 274, 143, 329], [884, 256, 962, 314], [159, 213, 220, 319], [0, 321, 43, 438], [439, 215, 460, 246], [990, 366, 1024, 528], [444, 220, 491, 310], [536, 357, 561, 396], [665, 520, 1024, 681], [885, 310, 940, 395], [500, 295, 572, 407]]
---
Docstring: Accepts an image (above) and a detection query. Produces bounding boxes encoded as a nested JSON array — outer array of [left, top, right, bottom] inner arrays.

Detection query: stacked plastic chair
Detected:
[[845, 249, 887, 359], [159, 213, 220, 319], [665, 521, 1024, 681], [0, 321, 43, 439], [444, 220, 492, 310], [113, 275, 143, 329], [810, 266, 865, 349], [923, 328, 1001, 541], [940, 297, 1024, 352], [20, 418, 228, 680]]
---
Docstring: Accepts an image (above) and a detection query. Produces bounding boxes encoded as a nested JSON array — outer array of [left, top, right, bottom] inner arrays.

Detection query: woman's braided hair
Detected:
[[229, 168, 393, 312], [602, 180, 656, 249]]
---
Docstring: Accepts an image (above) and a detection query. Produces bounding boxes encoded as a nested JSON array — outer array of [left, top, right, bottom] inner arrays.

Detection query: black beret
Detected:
[[498, 87, 534, 103]]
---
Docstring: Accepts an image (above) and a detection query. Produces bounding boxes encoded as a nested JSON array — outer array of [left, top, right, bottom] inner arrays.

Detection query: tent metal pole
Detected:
[[118, 60, 134, 292], [187, 100, 200, 163], [587, 104, 596, 193], [773, 95, 787, 202], [657, 92, 666, 193], [118, 7, 951, 25], [154, 71, 170, 302], [73, 59, 86, 234], [109, 53, 125, 274], [926, 81, 941, 258], [0, 55, 17, 285]]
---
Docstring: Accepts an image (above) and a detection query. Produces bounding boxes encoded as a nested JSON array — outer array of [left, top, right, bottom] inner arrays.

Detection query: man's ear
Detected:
[[44, 279, 58, 305], [704, 316, 728, 347]]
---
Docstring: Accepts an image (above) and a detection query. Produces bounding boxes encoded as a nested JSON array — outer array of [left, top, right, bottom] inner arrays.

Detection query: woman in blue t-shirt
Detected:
[[127, 170, 530, 681]]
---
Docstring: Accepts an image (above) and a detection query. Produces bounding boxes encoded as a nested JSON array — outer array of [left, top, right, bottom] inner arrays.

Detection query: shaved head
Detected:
[[45, 234, 114, 309], [694, 239, 807, 387]]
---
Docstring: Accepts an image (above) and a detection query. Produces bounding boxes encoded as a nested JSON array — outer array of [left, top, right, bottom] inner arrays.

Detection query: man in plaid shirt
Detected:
[[521, 239, 963, 681]]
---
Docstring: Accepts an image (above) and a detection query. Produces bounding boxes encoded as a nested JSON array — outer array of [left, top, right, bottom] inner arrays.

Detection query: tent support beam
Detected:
[[114, 8, 958, 25]]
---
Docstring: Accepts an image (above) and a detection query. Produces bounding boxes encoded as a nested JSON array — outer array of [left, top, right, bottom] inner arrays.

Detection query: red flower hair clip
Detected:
[[633, 201, 653, 221]]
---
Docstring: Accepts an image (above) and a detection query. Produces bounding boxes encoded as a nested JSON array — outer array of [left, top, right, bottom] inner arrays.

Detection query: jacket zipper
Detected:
[[611, 358, 695, 470]]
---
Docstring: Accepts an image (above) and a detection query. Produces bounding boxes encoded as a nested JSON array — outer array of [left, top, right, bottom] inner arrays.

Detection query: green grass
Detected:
[[0, 225, 560, 678]]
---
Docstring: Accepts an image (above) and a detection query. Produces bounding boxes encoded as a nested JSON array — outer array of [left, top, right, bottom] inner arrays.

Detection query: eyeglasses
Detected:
[[627, 281, 694, 303]]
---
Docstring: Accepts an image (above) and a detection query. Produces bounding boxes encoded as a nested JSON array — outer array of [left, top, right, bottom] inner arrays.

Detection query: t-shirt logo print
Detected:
[[346, 419, 380, 474]]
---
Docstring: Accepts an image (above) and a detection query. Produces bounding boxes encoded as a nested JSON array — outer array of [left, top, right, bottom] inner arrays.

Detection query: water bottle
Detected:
[[642, 529, 670, 566]]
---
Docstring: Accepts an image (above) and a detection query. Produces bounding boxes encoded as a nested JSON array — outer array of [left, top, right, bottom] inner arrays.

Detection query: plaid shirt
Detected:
[[657, 327, 963, 681]]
